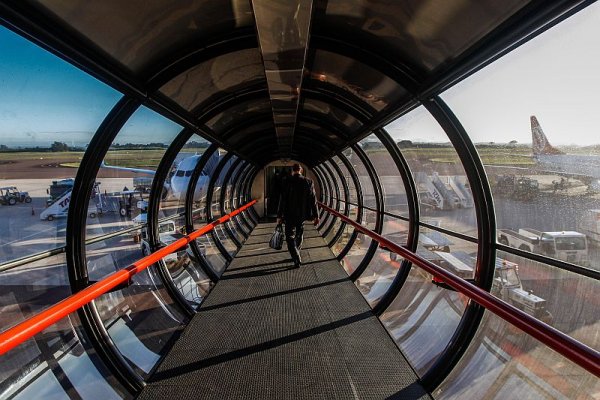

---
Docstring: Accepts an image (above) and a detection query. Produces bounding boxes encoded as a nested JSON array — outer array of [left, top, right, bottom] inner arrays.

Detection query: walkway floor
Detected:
[[138, 223, 429, 399]]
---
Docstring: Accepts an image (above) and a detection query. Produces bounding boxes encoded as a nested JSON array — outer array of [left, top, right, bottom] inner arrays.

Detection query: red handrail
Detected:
[[319, 202, 600, 377], [0, 200, 257, 356]]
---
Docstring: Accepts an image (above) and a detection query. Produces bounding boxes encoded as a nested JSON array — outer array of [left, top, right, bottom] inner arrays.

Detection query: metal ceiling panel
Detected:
[[252, 0, 313, 157], [33, 0, 255, 72], [318, 0, 529, 73], [309, 49, 408, 111], [159, 48, 265, 111]]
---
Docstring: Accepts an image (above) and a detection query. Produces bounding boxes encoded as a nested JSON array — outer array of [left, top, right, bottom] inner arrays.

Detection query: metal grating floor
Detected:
[[138, 222, 430, 399]]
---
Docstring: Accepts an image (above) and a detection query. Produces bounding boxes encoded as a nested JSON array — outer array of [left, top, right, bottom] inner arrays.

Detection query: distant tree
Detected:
[[50, 141, 69, 152], [0, 144, 8, 151], [397, 140, 413, 148], [509, 140, 518, 145]]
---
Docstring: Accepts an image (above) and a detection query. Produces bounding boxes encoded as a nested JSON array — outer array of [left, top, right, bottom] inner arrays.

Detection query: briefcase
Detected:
[[269, 224, 284, 250]]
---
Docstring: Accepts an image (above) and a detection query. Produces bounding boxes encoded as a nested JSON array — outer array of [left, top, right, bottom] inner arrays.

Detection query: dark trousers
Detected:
[[284, 219, 304, 262]]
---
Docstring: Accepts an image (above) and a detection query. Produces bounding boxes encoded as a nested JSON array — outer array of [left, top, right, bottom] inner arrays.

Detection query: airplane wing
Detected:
[[100, 160, 155, 175]]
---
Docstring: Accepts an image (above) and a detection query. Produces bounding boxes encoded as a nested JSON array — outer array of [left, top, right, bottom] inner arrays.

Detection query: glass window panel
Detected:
[[333, 156, 358, 204], [196, 233, 227, 275], [441, 3, 600, 269], [495, 250, 598, 350], [360, 134, 409, 216], [156, 214, 213, 310], [1, 259, 129, 399], [434, 312, 600, 399], [158, 136, 210, 221], [86, 233, 186, 377], [209, 154, 238, 256], [0, 27, 120, 264], [340, 208, 376, 275], [190, 149, 232, 270], [381, 231, 476, 374], [356, 216, 409, 306], [324, 216, 342, 245], [385, 106, 478, 237], [332, 203, 360, 257], [345, 148, 376, 209], [0, 254, 70, 328], [90, 106, 182, 239]]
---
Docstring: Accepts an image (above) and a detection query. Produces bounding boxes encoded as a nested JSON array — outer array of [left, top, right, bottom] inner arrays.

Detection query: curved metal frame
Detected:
[[241, 165, 259, 223], [348, 144, 384, 282], [314, 166, 329, 226], [319, 162, 342, 238], [66, 97, 145, 392], [314, 165, 334, 231], [205, 152, 238, 259], [371, 128, 420, 316], [220, 156, 247, 243], [243, 168, 260, 224], [334, 151, 364, 260], [184, 144, 221, 282], [230, 161, 253, 233], [232, 163, 254, 231], [419, 97, 497, 390], [146, 128, 197, 317], [326, 158, 351, 248], [237, 164, 257, 227]]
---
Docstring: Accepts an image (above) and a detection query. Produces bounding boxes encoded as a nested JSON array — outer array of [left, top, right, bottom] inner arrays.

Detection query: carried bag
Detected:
[[269, 223, 284, 250]]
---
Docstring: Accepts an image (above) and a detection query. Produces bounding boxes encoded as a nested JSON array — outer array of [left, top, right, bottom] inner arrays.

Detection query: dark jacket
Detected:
[[277, 174, 318, 222]]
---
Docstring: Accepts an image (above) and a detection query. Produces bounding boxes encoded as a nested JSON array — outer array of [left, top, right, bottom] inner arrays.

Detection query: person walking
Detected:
[[277, 163, 319, 268]]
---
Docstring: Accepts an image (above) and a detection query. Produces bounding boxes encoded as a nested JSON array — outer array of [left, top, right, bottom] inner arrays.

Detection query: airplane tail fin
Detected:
[[531, 116, 564, 155]]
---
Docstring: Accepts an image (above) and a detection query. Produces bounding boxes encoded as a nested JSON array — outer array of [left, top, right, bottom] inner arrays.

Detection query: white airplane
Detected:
[[101, 151, 228, 199], [530, 116, 600, 193]]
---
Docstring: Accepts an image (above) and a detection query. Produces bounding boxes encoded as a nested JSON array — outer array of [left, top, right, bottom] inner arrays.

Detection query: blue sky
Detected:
[[1, 3, 599, 148], [0, 27, 182, 147], [386, 2, 600, 146]]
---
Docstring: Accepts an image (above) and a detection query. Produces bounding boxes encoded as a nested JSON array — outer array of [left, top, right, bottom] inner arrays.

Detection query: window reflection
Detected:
[[435, 312, 600, 399], [359, 135, 409, 216], [356, 215, 409, 306], [385, 107, 478, 237], [0, 27, 120, 264], [442, 2, 600, 270]]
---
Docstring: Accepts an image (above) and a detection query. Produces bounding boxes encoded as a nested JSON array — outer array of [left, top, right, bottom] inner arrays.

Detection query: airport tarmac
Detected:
[[2, 174, 600, 266]]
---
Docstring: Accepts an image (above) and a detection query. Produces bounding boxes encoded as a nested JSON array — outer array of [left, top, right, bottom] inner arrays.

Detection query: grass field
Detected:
[[365, 146, 536, 166], [59, 149, 169, 169], [2, 144, 599, 170], [0, 149, 169, 169]]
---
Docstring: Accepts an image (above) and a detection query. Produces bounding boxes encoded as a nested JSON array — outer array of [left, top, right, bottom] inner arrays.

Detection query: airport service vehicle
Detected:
[[498, 228, 590, 266], [579, 209, 600, 246], [46, 178, 74, 205], [495, 175, 539, 200], [40, 190, 99, 220], [133, 176, 153, 193], [0, 186, 32, 205], [435, 252, 552, 322], [415, 172, 473, 210]]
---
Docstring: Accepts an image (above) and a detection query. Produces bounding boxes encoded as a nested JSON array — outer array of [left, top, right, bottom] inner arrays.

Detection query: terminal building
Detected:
[[0, 1, 598, 399]]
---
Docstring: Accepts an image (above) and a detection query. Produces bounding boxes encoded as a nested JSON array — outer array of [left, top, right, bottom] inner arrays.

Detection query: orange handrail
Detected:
[[0, 200, 257, 356], [319, 202, 600, 377]]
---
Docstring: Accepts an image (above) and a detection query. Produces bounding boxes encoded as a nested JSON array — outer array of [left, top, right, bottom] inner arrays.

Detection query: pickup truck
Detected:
[[498, 228, 589, 266]]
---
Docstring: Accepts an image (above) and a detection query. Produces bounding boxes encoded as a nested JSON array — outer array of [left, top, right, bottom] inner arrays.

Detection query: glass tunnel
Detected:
[[0, 1, 598, 399]]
